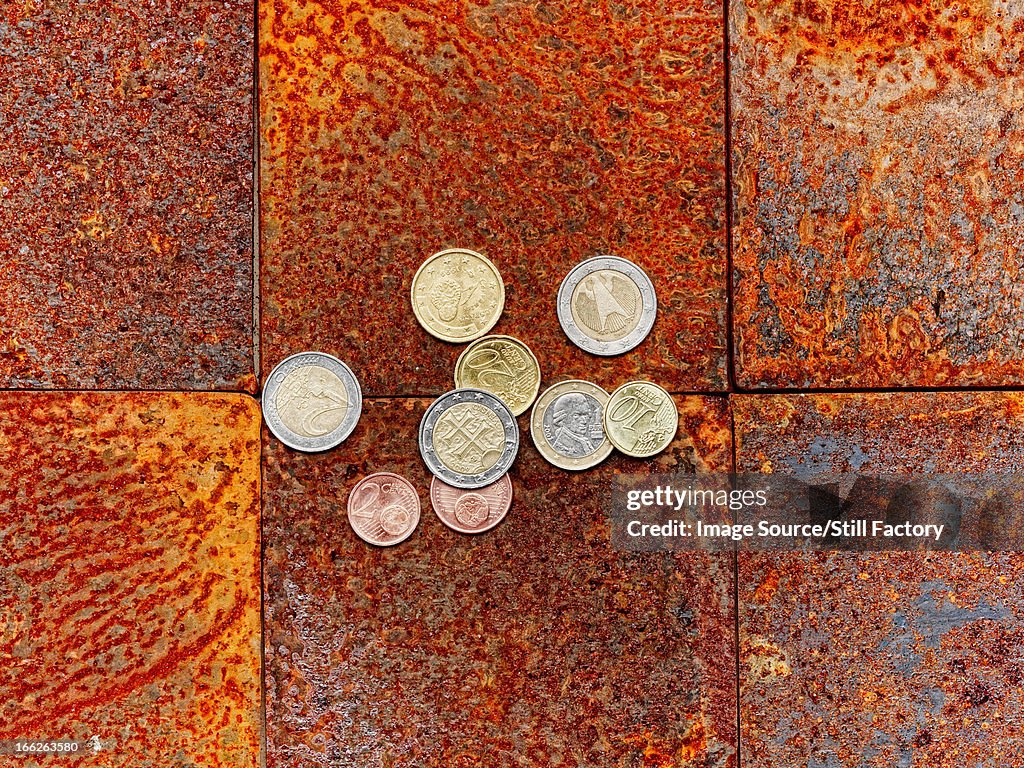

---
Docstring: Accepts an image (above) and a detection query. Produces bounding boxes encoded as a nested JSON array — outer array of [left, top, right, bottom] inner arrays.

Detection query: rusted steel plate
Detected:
[[0, 4, 254, 390], [0, 393, 262, 766], [264, 396, 736, 767], [730, 1, 1024, 388], [735, 393, 1024, 766], [259, 0, 728, 396]]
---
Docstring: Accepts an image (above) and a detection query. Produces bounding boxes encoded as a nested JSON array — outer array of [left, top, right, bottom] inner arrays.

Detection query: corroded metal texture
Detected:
[[735, 393, 1024, 766], [259, 0, 727, 396], [730, 1, 1024, 388], [264, 396, 736, 767], [0, 4, 254, 390], [0, 393, 262, 766]]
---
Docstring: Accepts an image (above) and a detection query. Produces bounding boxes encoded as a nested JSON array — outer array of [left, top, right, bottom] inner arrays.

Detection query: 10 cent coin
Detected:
[[419, 389, 519, 489], [411, 248, 505, 343], [603, 381, 677, 458], [262, 352, 362, 452], [454, 335, 541, 416], [531, 380, 614, 470], [347, 472, 421, 546], [557, 255, 657, 356], [430, 474, 513, 534]]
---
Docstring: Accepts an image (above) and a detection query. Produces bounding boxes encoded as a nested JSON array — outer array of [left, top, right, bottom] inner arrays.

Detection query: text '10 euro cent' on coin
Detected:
[[411, 248, 505, 343], [419, 389, 519, 489], [430, 474, 513, 534], [454, 335, 541, 416], [530, 380, 614, 470], [557, 255, 657, 356], [347, 472, 421, 546], [262, 352, 362, 452], [604, 381, 678, 458]]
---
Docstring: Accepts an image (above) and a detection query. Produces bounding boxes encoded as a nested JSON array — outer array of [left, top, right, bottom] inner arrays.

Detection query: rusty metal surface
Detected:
[[734, 393, 1024, 766], [259, 0, 728, 396], [264, 396, 736, 767], [730, 1, 1024, 388], [0, 3, 254, 390], [0, 393, 262, 766]]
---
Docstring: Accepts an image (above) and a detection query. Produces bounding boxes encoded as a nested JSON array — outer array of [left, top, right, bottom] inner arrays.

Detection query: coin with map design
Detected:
[[347, 472, 421, 546]]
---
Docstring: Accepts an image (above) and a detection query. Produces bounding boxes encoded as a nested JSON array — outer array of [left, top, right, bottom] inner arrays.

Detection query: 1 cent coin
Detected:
[[454, 335, 541, 416], [262, 352, 362, 452], [603, 381, 678, 458], [530, 380, 614, 470], [556, 255, 657, 356], [347, 472, 421, 546], [430, 474, 513, 534], [411, 248, 505, 343]]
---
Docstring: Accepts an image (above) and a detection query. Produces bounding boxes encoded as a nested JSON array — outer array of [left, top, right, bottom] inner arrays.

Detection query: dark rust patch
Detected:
[[0, 3, 254, 390]]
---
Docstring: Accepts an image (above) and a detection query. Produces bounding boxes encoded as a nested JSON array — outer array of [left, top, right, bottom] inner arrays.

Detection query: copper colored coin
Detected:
[[347, 472, 421, 546], [430, 474, 513, 534]]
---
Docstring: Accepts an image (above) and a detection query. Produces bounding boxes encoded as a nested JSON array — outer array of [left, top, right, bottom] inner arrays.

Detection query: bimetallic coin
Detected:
[[419, 388, 519, 489], [262, 352, 362, 452], [347, 472, 421, 546], [556, 255, 657, 356], [530, 380, 614, 470], [454, 335, 541, 416], [411, 248, 505, 343], [604, 381, 678, 458], [430, 474, 513, 534]]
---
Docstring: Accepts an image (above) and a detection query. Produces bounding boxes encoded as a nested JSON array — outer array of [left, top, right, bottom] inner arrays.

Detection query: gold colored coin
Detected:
[[433, 401, 507, 476], [530, 380, 613, 470], [603, 381, 678, 458], [454, 335, 541, 416], [411, 248, 505, 343]]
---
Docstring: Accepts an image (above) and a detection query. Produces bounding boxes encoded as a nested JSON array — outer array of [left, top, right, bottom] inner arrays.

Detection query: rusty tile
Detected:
[[0, 393, 262, 766], [0, 4, 254, 390], [735, 393, 1024, 766], [264, 395, 736, 767], [260, 0, 727, 396], [730, 1, 1024, 388]]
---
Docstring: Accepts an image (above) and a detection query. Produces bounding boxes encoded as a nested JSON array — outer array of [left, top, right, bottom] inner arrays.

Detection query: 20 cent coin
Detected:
[[603, 381, 677, 458], [262, 352, 362, 452], [531, 380, 614, 470], [454, 335, 541, 416], [557, 255, 656, 356]]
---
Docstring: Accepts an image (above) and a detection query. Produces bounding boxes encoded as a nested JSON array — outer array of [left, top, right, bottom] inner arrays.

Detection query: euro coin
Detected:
[[603, 381, 677, 458], [347, 472, 421, 546], [454, 335, 541, 416], [556, 255, 656, 356], [262, 352, 362, 452], [411, 248, 505, 343], [530, 380, 613, 470], [430, 474, 513, 534]]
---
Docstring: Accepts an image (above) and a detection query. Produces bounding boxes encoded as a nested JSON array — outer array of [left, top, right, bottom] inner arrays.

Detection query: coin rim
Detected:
[[429, 474, 513, 534], [410, 248, 506, 343], [602, 380, 678, 458], [530, 379, 614, 470], [453, 334, 542, 416], [556, 255, 657, 356], [262, 351, 363, 452], [346, 471, 422, 547], [419, 388, 520, 489]]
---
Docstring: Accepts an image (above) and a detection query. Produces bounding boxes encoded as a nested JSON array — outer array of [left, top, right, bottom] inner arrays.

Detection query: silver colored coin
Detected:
[[419, 388, 520, 489], [556, 255, 657, 356], [262, 352, 362, 452], [530, 380, 614, 470]]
